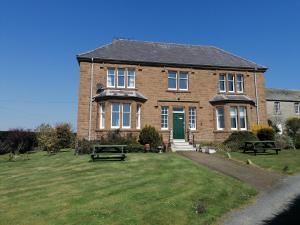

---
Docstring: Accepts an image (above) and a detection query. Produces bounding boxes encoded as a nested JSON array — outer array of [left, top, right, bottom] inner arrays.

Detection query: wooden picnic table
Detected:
[[91, 145, 127, 161], [243, 141, 281, 156]]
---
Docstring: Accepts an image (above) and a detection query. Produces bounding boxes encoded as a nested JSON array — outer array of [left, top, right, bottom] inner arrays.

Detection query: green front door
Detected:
[[173, 113, 185, 139]]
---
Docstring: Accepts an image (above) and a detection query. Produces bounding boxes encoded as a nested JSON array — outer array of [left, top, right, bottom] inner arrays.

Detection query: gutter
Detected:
[[254, 68, 260, 124], [88, 58, 94, 140]]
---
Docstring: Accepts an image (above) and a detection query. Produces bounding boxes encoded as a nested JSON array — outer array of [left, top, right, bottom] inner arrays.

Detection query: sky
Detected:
[[1, 0, 300, 131]]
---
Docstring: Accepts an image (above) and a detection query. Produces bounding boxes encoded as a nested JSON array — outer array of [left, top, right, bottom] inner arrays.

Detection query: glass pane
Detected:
[[123, 104, 130, 113], [230, 107, 237, 128], [179, 72, 188, 79], [112, 112, 119, 126], [168, 71, 176, 78], [168, 78, 176, 89], [108, 75, 115, 86], [219, 81, 225, 91], [112, 103, 119, 112], [123, 113, 130, 127], [108, 68, 115, 75], [128, 69, 135, 76], [179, 79, 187, 89]]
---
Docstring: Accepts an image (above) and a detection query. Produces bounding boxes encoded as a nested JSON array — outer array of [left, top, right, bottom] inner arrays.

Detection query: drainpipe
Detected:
[[254, 67, 260, 124], [88, 58, 94, 141]]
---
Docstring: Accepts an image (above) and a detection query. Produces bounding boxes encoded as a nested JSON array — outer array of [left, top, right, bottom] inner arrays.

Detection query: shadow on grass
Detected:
[[263, 195, 300, 225]]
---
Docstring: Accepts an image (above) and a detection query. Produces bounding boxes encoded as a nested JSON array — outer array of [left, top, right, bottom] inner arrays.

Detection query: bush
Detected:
[[257, 128, 275, 141], [35, 124, 59, 154], [295, 133, 300, 149], [4, 129, 37, 158], [76, 139, 98, 154], [285, 118, 300, 143], [275, 134, 295, 149], [224, 131, 258, 151], [138, 125, 162, 150], [0, 141, 10, 155], [55, 123, 74, 149], [251, 124, 271, 135]]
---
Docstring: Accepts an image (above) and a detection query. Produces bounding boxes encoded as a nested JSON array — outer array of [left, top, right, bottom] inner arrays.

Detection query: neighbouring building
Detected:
[[266, 88, 300, 133], [76, 39, 268, 147]]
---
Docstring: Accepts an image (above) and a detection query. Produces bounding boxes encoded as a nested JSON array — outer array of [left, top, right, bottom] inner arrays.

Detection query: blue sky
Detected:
[[1, 0, 300, 131]]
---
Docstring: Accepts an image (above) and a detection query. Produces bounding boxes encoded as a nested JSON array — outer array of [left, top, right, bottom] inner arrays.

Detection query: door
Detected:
[[173, 113, 185, 139]]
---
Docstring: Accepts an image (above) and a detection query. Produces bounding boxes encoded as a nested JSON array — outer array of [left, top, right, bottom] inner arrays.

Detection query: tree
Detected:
[[285, 118, 300, 148], [55, 123, 73, 149], [35, 124, 59, 154]]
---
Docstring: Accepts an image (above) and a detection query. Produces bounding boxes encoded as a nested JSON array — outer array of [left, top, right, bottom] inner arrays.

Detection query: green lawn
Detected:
[[218, 150, 300, 174], [0, 150, 256, 225]]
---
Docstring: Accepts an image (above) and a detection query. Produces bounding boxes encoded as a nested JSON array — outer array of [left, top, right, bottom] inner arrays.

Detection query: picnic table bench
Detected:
[[243, 141, 281, 156], [91, 145, 126, 161]]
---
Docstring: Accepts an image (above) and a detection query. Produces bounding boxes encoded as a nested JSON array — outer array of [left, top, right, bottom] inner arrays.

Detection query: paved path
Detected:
[[178, 151, 284, 191]]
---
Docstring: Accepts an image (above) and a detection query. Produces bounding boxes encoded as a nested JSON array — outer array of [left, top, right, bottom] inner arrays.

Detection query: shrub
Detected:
[[35, 124, 59, 154], [257, 128, 275, 141], [0, 141, 10, 155], [76, 139, 98, 154], [125, 143, 144, 153], [4, 129, 37, 159], [251, 124, 271, 135], [295, 133, 300, 149], [55, 123, 73, 149], [285, 118, 300, 143], [138, 125, 162, 150], [275, 134, 295, 149], [224, 131, 258, 151], [268, 119, 281, 133]]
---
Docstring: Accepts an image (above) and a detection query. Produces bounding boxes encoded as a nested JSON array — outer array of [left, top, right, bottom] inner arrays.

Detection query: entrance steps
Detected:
[[171, 139, 196, 152]]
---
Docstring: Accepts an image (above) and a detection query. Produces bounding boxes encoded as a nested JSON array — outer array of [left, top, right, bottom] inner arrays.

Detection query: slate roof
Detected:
[[77, 39, 267, 71], [266, 88, 300, 102], [93, 89, 147, 102], [210, 94, 255, 105]]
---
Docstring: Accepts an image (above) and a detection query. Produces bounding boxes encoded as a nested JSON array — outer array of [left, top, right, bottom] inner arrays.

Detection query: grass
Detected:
[[0, 150, 257, 225], [217, 150, 300, 174]]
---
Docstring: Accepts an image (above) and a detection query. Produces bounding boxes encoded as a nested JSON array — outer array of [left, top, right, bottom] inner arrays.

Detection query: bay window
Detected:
[[230, 107, 238, 130], [122, 103, 131, 128], [239, 106, 247, 130], [189, 107, 196, 130], [136, 104, 141, 129], [111, 103, 120, 128], [107, 68, 115, 87], [99, 103, 105, 129], [216, 107, 225, 130]]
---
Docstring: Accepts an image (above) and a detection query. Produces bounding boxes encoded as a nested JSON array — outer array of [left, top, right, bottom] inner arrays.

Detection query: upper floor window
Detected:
[[117, 68, 125, 88], [161, 106, 168, 129], [294, 103, 299, 114], [228, 74, 235, 92], [239, 106, 247, 130], [127, 69, 135, 88], [274, 102, 281, 114], [236, 74, 244, 93], [216, 107, 225, 130], [168, 71, 177, 90], [230, 106, 238, 130], [122, 103, 131, 128], [219, 74, 226, 92], [189, 107, 196, 130], [179, 72, 188, 90], [107, 68, 115, 87]]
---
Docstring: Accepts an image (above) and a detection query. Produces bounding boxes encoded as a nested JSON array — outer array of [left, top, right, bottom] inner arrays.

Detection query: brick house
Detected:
[[76, 39, 268, 147], [266, 88, 300, 133]]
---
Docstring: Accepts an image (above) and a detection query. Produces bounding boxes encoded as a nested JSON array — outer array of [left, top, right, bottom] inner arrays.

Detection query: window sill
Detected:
[[95, 129, 141, 132], [167, 90, 191, 93]]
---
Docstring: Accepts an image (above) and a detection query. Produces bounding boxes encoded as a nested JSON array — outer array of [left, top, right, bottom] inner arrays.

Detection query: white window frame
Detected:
[[239, 106, 247, 130], [219, 74, 226, 93], [274, 102, 281, 115], [188, 107, 196, 130], [111, 103, 120, 129], [117, 68, 125, 88], [216, 107, 225, 130], [179, 72, 188, 91], [228, 74, 235, 93], [294, 103, 300, 114], [136, 104, 141, 129], [168, 71, 177, 90], [99, 103, 105, 129], [127, 69, 135, 88], [236, 74, 244, 93], [122, 103, 131, 129], [161, 106, 169, 130], [230, 107, 238, 130], [107, 68, 115, 88]]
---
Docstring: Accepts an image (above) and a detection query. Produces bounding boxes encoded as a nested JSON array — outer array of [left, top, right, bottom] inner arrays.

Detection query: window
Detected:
[[294, 103, 300, 114], [127, 69, 135, 88], [107, 68, 115, 87], [228, 74, 235, 92], [168, 71, 177, 90], [122, 103, 131, 128], [136, 104, 141, 129], [216, 107, 225, 130], [111, 103, 120, 128], [274, 102, 281, 114], [236, 74, 244, 93], [219, 74, 226, 92], [230, 107, 238, 130], [179, 72, 188, 90], [239, 106, 247, 130], [189, 107, 196, 130], [99, 103, 105, 129], [117, 68, 125, 88], [161, 106, 168, 129]]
